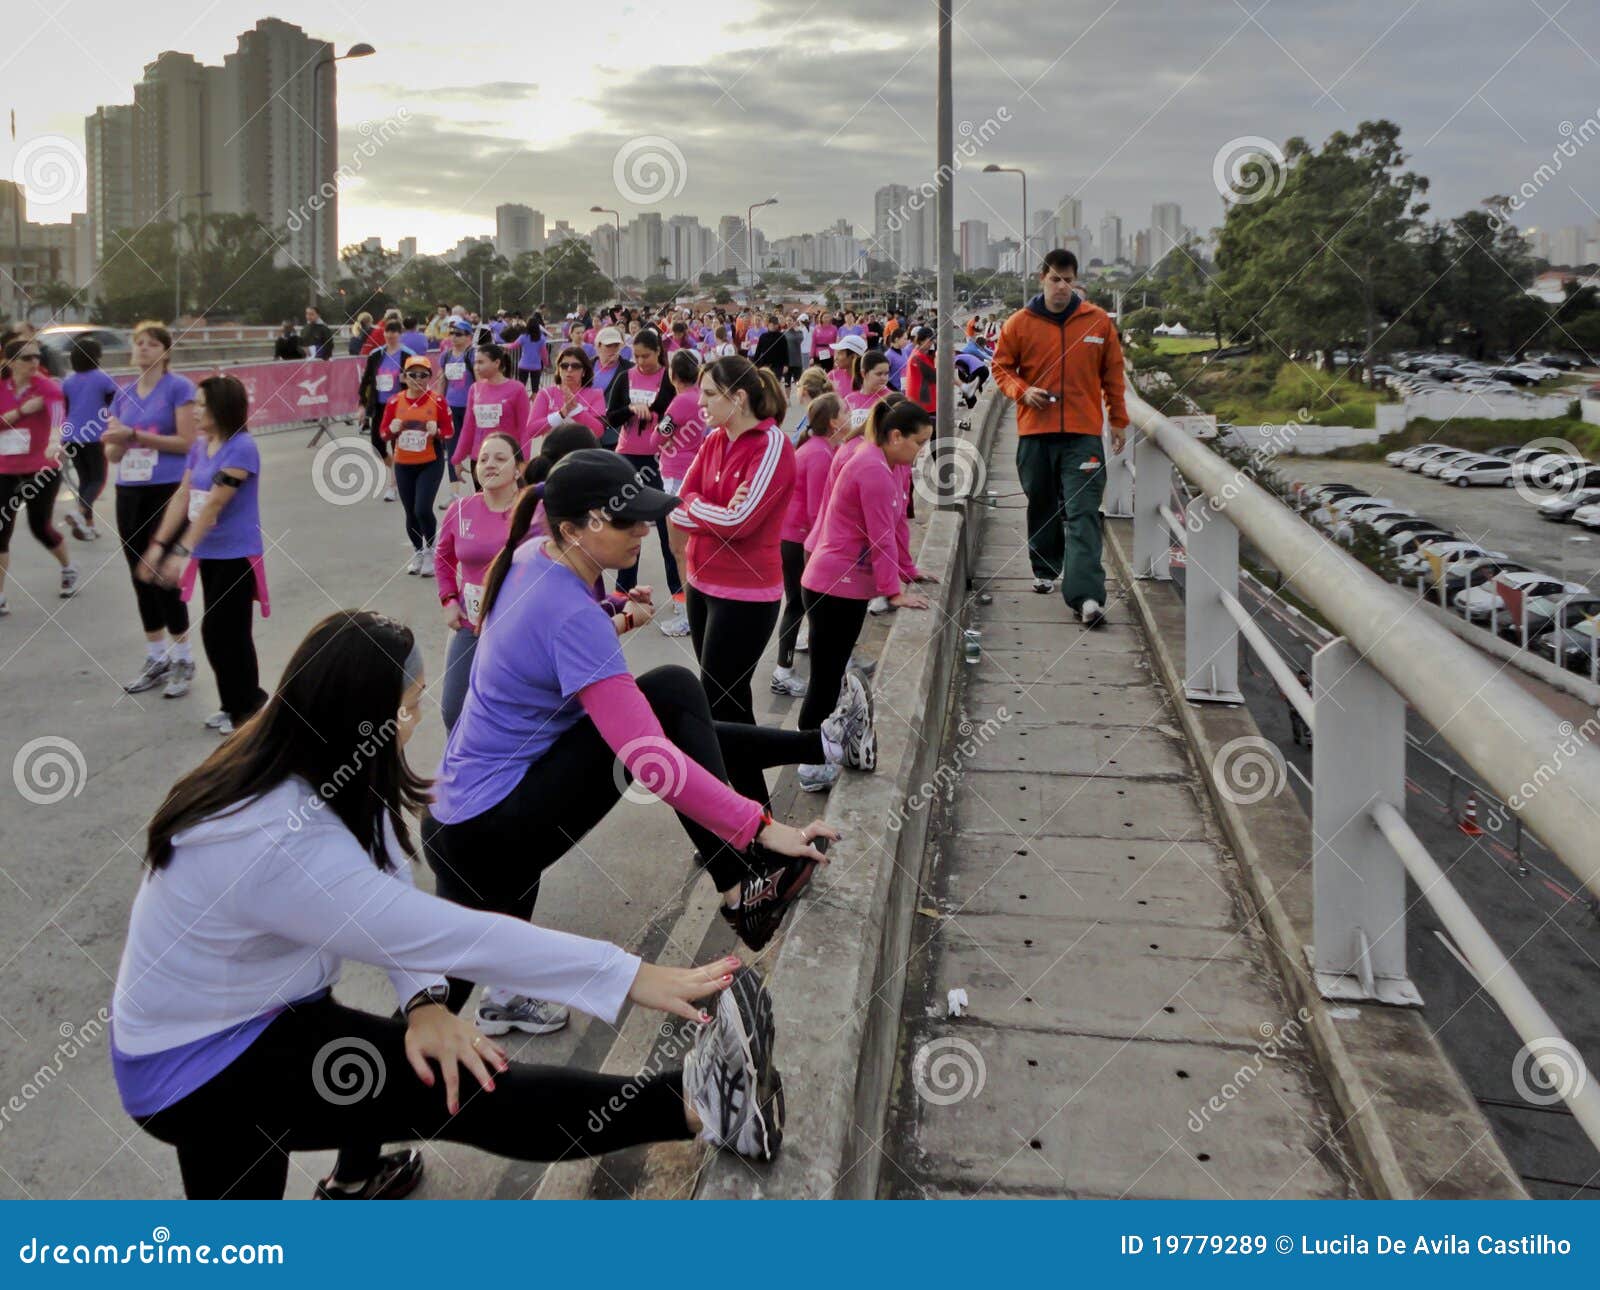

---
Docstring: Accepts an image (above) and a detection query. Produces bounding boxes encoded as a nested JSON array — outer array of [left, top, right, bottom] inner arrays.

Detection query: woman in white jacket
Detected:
[[111, 609, 783, 1199]]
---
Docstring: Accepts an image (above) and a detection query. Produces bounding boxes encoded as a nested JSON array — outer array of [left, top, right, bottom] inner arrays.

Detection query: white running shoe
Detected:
[[59, 564, 79, 598], [770, 665, 808, 697], [163, 658, 195, 699], [406, 550, 424, 575], [821, 670, 875, 771], [204, 710, 230, 730], [383, 487, 398, 503], [867, 595, 892, 615], [683, 966, 784, 1161], [63, 512, 89, 541], [658, 606, 692, 637], [475, 995, 570, 1037], [419, 546, 436, 577], [797, 763, 840, 793], [1080, 598, 1105, 629], [1032, 577, 1055, 595]]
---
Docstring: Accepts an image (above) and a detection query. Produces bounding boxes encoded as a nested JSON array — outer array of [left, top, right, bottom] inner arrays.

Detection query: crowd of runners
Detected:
[[2, 246, 1127, 1200]]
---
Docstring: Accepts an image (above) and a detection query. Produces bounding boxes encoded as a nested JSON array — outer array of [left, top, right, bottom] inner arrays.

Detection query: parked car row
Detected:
[[1383, 442, 1600, 499], [1290, 480, 1600, 676]]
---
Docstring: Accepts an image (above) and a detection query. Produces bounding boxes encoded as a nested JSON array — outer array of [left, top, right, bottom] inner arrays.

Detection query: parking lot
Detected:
[[1284, 457, 1600, 590]]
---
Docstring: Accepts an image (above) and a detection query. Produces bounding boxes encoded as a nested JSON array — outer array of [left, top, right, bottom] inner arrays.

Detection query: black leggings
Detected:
[[686, 589, 782, 803], [395, 457, 445, 549], [615, 454, 681, 595], [423, 664, 821, 1014], [776, 540, 808, 669], [65, 442, 108, 524], [136, 992, 690, 1199], [116, 484, 189, 636], [799, 590, 869, 732], [198, 557, 266, 722], [0, 468, 64, 555]]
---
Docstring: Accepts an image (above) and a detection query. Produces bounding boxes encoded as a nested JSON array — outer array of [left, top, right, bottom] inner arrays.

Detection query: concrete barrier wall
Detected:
[[697, 391, 1005, 1199], [1225, 424, 1385, 456], [1583, 398, 1600, 426], [1404, 389, 1574, 422]]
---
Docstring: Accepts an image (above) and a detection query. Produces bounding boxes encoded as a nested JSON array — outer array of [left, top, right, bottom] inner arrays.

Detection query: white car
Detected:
[[1512, 364, 1562, 382], [1509, 449, 1581, 488], [1574, 503, 1600, 531], [1420, 450, 1483, 477], [1529, 456, 1592, 489], [1403, 445, 1461, 471], [1316, 496, 1396, 529], [1456, 571, 1586, 620], [1397, 541, 1501, 579], [1330, 508, 1416, 542], [1538, 487, 1600, 520], [1388, 443, 1453, 468], [1439, 457, 1515, 487]]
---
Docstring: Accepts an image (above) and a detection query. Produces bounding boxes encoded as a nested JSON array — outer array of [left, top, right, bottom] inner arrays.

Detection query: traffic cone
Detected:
[[1458, 791, 1483, 837]]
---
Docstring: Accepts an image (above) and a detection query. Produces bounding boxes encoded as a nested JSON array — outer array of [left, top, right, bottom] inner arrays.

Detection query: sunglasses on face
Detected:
[[559, 362, 583, 371], [405, 369, 428, 377]]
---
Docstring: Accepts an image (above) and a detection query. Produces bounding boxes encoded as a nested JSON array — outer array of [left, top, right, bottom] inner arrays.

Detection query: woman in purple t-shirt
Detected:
[[141, 376, 266, 735], [105, 322, 199, 698]]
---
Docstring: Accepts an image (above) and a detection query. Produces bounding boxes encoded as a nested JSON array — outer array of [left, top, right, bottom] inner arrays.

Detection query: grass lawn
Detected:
[[1151, 335, 1218, 355], [1171, 355, 1394, 428]]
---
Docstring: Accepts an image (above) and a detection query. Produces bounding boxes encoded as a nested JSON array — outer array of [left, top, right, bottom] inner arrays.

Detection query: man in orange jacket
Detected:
[[992, 249, 1128, 627]]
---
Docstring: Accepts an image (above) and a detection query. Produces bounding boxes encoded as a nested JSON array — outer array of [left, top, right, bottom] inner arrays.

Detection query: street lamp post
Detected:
[[310, 43, 377, 306], [172, 190, 210, 324], [590, 205, 622, 285], [935, 0, 954, 501], [982, 164, 1028, 297], [747, 197, 777, 303]]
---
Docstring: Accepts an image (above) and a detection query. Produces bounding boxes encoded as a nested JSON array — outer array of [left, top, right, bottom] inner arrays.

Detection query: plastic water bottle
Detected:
[[963, 629, 982, 664]]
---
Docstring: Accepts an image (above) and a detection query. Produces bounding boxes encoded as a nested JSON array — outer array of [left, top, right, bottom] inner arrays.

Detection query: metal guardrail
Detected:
[[1101, 383, 1600, 1152]]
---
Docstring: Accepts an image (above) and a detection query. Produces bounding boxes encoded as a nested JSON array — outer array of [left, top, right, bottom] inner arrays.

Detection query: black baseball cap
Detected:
[[544, 449, 680, 523]]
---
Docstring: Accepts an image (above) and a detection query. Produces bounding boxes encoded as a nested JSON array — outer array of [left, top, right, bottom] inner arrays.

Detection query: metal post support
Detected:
[[1182, 495, 1244, 704], [1102, 417, 1134, 518], [1132, 436, 1172, 580], [1310, 638, 1422, 1006]]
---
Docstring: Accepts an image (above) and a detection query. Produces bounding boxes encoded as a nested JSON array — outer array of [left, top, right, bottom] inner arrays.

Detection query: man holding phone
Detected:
[[992, 248, 1128, 627]]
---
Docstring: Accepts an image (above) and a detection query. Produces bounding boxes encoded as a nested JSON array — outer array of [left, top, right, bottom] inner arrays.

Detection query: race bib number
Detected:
[[444, 361, 466, 381], [119, 446, 157, 483], [0, 427, 28, 455], [376, 372, 395, 393], [462, 581, 485, 623], [187, 488, 209, 520], [476, 401, 503, 429], [398, 428, 429, 453], [629, 385, 655, 408], [817, 346, 831, 360], [850, 407, 871, 429]]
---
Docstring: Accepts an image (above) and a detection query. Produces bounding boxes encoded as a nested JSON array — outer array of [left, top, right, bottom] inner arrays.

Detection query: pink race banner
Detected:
[[115, 357, 367, 432]]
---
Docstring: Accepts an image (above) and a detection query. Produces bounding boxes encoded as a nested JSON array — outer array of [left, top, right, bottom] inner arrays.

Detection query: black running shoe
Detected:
[[313, 1148, 424, 1200], [720, 837, 829, 952]]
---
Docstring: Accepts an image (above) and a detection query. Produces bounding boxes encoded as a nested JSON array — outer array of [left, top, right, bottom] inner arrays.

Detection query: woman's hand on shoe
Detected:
[[758, 818, 838, 863], [403, 1005, 508, 1116], [629, 958, 739, 1022]]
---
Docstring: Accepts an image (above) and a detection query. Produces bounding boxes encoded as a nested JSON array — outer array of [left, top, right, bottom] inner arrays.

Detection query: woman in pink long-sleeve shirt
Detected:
[[798, 399, 933, 736], [529, 345, 606, 444], [435, 431, 523, 732], [772, 393, 847, 698], [453, 347, 531, 476]]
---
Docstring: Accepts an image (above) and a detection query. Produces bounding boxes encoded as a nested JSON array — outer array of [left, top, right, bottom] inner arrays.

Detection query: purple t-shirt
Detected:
[[185, 431, 263, 560], [430, 544, 629, 824], [110, 372, 197, 488], [111, 1009, 282, 1117], [517, 332, 545, 372], [440, 346, 475, 407], [399, 330, 430, 356], [62, 368, 118, 445], [372, 347, 410, 406]]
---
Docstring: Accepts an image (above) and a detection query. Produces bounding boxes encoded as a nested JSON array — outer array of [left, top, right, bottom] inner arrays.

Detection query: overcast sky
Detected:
[[5, 0, 1600, 253]]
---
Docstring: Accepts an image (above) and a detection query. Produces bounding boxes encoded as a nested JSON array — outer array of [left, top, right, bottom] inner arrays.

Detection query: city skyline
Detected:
[[5, 1, 1600, 264]]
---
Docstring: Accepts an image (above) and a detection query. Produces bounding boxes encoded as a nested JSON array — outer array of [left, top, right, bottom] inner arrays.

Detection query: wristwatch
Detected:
[[403, 983, 451, 1016]]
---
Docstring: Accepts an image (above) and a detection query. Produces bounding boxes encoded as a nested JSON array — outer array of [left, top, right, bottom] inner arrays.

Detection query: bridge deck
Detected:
[[881, 410, 1360, 1199]]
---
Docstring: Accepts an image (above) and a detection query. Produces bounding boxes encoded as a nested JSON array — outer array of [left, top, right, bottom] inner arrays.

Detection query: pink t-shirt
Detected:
[[828, 367, 853, 400], [801, 441, 902, 601], [614, 367, 667, 456], [892, 461, 919, 580], [454, 378, 531, 464], [435, 492, 514, 627], [803, 436, 867, 555], [530, 384, 606, 441], [844, 387, 887, 432], [780, 434, 835, 545], [656, 389, 707, 483], [0, 375, 65, 476], [811, 324, 838, 359]]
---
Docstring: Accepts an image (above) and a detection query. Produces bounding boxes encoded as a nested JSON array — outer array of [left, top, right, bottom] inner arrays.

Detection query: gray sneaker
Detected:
[[59, 564, 79, 598], [124, 655, 169, 694], [821, 670, 875, 771], [797, 763, 840, 793], [162, 658, 196, 699], [475, 995, 570, 1037], [683, 965, 784, 1161]]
